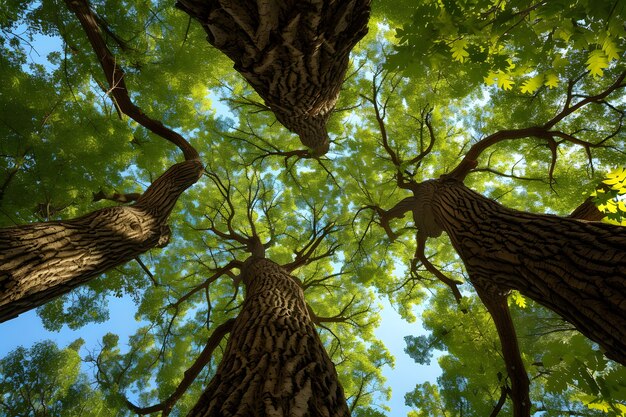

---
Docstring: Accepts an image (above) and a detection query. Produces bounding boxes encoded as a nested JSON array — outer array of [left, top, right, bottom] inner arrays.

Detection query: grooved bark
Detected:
[[416, 179, 626, 365], [0, 160, 203, 322], [187, 258, 349, 417], [175, 0, 371, 155]]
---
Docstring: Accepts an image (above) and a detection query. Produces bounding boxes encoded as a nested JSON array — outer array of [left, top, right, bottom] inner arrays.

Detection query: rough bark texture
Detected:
[[187, 258, 349, 417], [412, 179, 626, 365], [175, 0, 371, 155], [0, 159, 203, 322]]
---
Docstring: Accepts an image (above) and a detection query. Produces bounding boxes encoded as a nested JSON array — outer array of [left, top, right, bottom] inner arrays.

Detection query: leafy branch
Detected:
[[309, 295, 372, 328], [446, 70, 626, 182], [284, 222, 340, 272], [360, 67, 437, 190], [125, 318, 235, 416], [199, 169, 271, 258], [64, 0, 199, 161]]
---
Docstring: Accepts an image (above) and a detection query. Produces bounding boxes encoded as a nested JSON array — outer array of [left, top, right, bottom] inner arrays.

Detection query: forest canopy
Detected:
[[1, 0, 626, 416]]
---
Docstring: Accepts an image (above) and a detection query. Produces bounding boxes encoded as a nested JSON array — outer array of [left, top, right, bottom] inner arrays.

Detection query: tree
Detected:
[[1, 0, 625, 416], [0, 159, 203, 322], [176, 0, 371, 156], [0, 339, 112, 416]]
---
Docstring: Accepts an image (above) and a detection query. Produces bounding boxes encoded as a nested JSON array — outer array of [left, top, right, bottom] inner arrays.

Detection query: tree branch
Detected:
[[125, 318, 235, 416], [446, 70, 626, 181], [473, 285, 530, 417], [489, 385, 510, 417], [0, 159, 203, 322], [360, 196, 416, 242], [284, 223, 339, 272], [64, 0, 199, 161], [92, 190, 141, 204], [414, 232, 463, 303]]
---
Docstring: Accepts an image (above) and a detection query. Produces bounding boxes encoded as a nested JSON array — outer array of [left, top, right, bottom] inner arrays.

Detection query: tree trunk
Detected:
[[0, 159, 203, 322], [175, 0, 371, 155], [187, 258, 349, 417], [411, 178, 626, 365]]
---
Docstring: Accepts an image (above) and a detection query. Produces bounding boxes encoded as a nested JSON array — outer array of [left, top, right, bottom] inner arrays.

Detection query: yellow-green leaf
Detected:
[[586, 49, 609, 77], [603, 167, 626, 188], [520, 74, 544, 94], [497, 72, 514, 90], [450, 38, 469, 63], [511, 291, 527, 308], [484, 70, 498, 86], [602, 36, 621, 62], [552, 55, 568, 69], [544, 72, 559, 88]]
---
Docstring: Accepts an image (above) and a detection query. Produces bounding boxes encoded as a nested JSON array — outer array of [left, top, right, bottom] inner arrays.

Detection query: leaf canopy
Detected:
[[1, 0, 625, 416]]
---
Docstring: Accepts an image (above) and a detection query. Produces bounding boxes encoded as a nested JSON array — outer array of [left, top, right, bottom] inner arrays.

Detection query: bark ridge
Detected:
[[176, 0, 371, 155], [0, 160, 203, 322], [187, 258, 349, 417], [418, 179, 626, 364]]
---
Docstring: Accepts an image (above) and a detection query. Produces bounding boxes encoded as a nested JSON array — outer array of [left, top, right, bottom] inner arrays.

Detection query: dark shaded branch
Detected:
[[169, 260, 241, 309], [569, 181, 612, 222], [489, 385, 510, 417], [135, 256, 158, 286], [201, 169, 272, 258], [222, 128, 312, 167], [360, 196, 416, 241], [361, 69, 417, 189], [569, 196, 604, 221], [414, 232, 463, 303], [284, 223, 339, 272], [474, 285, 531, 417], [125, 318, 235, 416], [309, 295, 371, 327], [92, 190, 141, 203], [0, 167, 20, 204], [64, 0, 199, 160], [469, 167, 548, 183], [0, 148, 30, 204], [406, 107, 436, 166]]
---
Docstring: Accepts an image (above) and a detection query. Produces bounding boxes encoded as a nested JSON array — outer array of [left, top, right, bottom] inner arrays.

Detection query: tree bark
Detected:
[[411, 178, 626, 365], [187, 258, 349, 417], [0, 159, 203, 322], [175, 0, 371, 155]]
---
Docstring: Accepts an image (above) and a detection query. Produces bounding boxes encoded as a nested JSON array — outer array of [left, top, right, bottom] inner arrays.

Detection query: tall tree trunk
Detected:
[[175, 0, 371, 155], [411, 178, 626, 365], [0, 159, 203, 322], [187, 258, 349, 417]]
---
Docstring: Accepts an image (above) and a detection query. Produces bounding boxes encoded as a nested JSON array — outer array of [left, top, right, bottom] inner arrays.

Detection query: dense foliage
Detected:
[[1, 0, 625, 416]]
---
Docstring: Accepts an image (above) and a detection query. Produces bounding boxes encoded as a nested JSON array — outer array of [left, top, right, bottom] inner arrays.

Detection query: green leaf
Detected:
[[511, 291, 527, 308], [586, 49, 609, 77], [544, 72, 559, 88], [450, 38, 469, 63], [520, 74, 544, 94], [601, 36, 621, 62], [496, 72, 514, 90]]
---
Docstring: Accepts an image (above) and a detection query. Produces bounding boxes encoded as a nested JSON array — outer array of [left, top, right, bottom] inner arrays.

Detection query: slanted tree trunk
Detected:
[[411, 178, 626, 365], [175, 0, 371, 156], [0, 159, 203, 322], [187, 258, 349, 417]]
